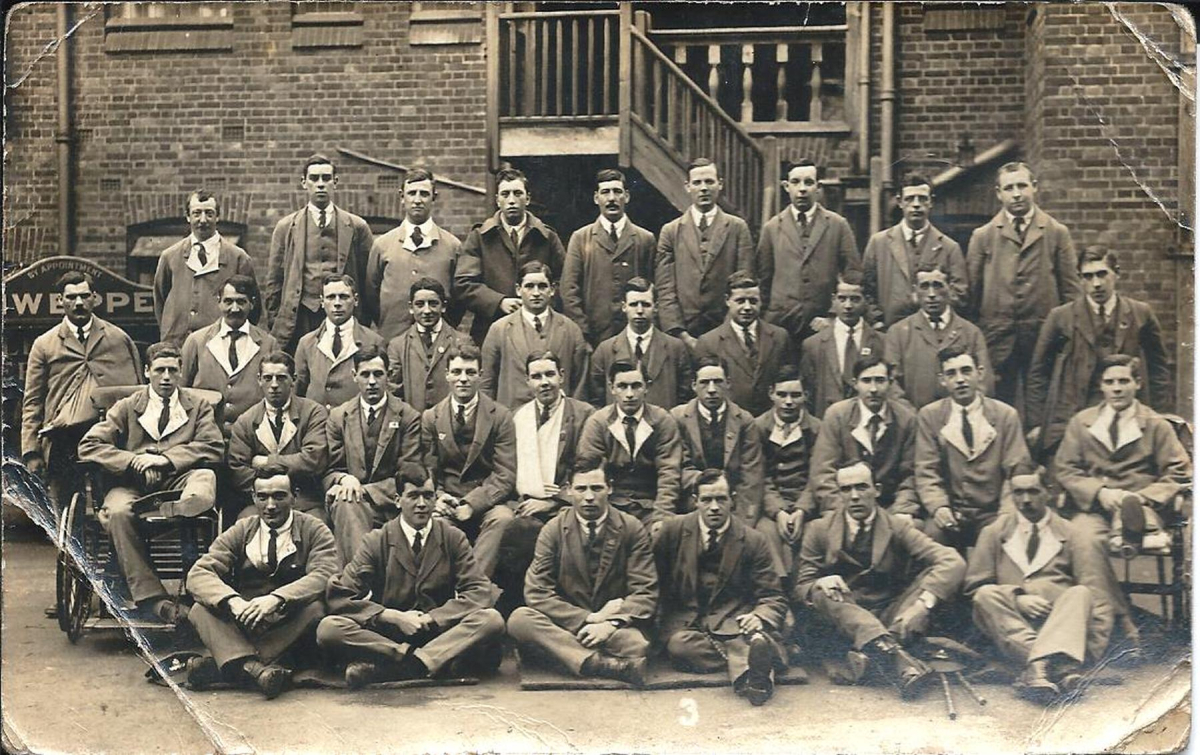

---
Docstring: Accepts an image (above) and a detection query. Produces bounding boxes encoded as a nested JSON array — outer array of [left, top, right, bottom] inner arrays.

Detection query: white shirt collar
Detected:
[[416, 318, 444, 337], [697, 402, 726, 424], [790, 203, 819, 224], [308, 203, 336, 226], [147, 388, 181, 413], [403, 216, 436, 238], [259, 510, 294, 536], [1005, 209, 1033, 225], [599, 215, 627, 237], [901, 220, 928, 241], [616, 404, 645, 424], [625, 325, 652, 350], [188, 233, 222, 269], [501, 215, 528, 236], [263, 398, 292, 415], [923, 308, 950, 329], [732, 319, 758, 340], [536, 393, 564, 417], [1088, 294, 1116, 318], [834, 318, 863, 339], [63, 316, 94, 340], [360, 395, 387, 415], [690, 205, 718, 226], [399, 516, 432, 547], [521, 307, 550, 330], [955, 393, 984, 415], [857, 400, 888, 426], [1015, 508, 1052, 537], [576, 511, 609, 531], [845, 507, 877, 533], [218, 319, 252, 338], [326, 316, 355, 336], [697, 515, 731, 543], [451, 393, 480, 416]]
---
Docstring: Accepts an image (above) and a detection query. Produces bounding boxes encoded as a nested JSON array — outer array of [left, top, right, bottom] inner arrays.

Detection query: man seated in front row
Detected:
[[576, 360, 682, 535], [185, 467, 340, 699], [420, 342, 517, 578], [77, 342, 224, 622], [317, 465, 505, 687], [965, 466, 1113, 703], [794, 462, 965, 698], [507, 461, 658, 687], [323, 344, 422, 563], [228, 351, 329, 522], [655, 470, 789, 706]]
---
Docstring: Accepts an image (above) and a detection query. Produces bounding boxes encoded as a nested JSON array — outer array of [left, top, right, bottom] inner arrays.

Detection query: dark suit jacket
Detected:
[[480, 309, 591, 408], [693, 319, 797, 417], [882, 311, 993, 409], [562, 218, 658, 344], [326, 517, 498, 628], [655, 208, 754, 336], [181, 321, 280, 426], [78, 387, 225, 475], [512, 396, 595, 499], [525, 508, 658, 633], [671, 400, 765, 522], [188, 511, 341, 608], [862, 222, 967, 327], [754, 205, 860, 335], [386, 322, 472, 412], [809, 398, 920, 515], [323, 394, 422, 507], [294, 320, 386, 410], [455, 212, 567, 342], [265, 206, 374, 342], [577, 403, 683, 521], [153, 236, 257, 347], [589, 327, 693, 410], [799, 322, 888, 417], [1027, 296, 1172, 453], [421, 394, 516, 515], [754, 410, 822, 519], [794, 506, 965, 608], [655, 513, 786, 637], [228, 397, 330, 500]]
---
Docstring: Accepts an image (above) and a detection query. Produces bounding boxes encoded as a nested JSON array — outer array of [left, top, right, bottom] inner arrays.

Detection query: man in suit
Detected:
[[365, 168, 464, 341], [655, 469, 789, 705], [480, 261, 591, 408], [671, 355, 764, 524], [655, 158, 755, 346], [456, 166, 567, 343], [154, 190, 258, 347], [1055, 355, 1191, 640], [794, 462, 965, 697], [185, 466, 340, 699], [77, 342, 225, 622], [577, 360, 683, 533], [181, 275, 279, 433], [966, 162, 1081, 409], [22, 271, 144, 518], [965, 466, 1113, 702], [493, 351, 595, 614], [294, 274, 385, 411], [588, 277, 693, 410], [228, 352, 329, 522], [917, 346, 1032, 551], [884, 261, 993, 409], [420, 342, 517, 578], [323, 344, 423, 563], [754, 365, 823, 580], [386, 278, 470, 412], [317, 465, 505, 687], [507, 461, 658, 686], [863, 173, 967, 328], [799, 270, 888, 417], [265, 154, 374, 352], [809, 354, 921, 516], [755, 159, 860, 341], [694, 272, 798, 418], [1027, 248, 1173, 462], [562, 169, 658, 345]]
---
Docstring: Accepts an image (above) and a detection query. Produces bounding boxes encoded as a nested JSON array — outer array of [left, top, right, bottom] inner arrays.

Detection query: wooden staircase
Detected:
[[486, 6, 774, 229]]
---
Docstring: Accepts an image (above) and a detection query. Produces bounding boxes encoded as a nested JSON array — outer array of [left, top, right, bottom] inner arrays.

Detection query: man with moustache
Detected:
[[294, 274, 385, 411], [318, 465, 505, 687], [656, 158, 755, 346], [655, 470, 789, 705], [386, 278, 471, 412], [185, 466, 340, 699], [755, 159, 860, 341], [154, 190, 258, 347], [799, 270, 889, 417], [884, 261, 993, 409], [588, 278, 693, 410], [561, 169, 658, 345], [365, 168, 464, 342], [507, 461, 658, 687], [266, 154, 374, 352], [863, 174, 967, 328], [480, 261, 591, 408], [456, 167, 567, 343]]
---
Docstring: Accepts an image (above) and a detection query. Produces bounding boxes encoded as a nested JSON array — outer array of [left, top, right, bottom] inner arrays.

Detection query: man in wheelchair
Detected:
[[77, 341, 225, 622]]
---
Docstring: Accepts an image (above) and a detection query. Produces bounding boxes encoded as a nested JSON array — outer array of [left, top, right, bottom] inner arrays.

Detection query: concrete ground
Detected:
[[2, 525, 1191, 755]]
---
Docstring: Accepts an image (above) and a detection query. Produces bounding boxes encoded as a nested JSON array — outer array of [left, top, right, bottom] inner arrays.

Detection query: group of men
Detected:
[[19, 152, 1189, 706]]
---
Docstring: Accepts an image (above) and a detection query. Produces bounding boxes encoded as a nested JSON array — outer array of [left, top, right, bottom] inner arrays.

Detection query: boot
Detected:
[[1014, 659, 1059, 703], [580, 653, 647, 688]]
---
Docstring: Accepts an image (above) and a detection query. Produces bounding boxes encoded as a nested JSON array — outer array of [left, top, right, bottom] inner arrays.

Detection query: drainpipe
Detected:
[[876, 2, 895, 234], [857, 2, 870, 176], [56, 3, 75, 255]]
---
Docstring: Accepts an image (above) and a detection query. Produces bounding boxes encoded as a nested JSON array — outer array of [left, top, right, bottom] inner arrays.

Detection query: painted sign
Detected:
[[4, 256, 157, 332]]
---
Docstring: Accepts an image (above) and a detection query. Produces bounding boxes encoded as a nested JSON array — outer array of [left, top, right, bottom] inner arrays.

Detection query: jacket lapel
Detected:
[[1020, 209, 1047, 252], [713, 522, 744, 597], [592, 514, 623, 601], [594, 219, 616, 255], [415, 522, 446, 584], [346, 401, 368, 473], [369, 399, 402, 476], [887, 226, 911, 283], [870, 511, 893, 569], [706, 210, 732, 266], [682, 404, 705, 459], [464, 398, 493, 471], [778, 208, 803, 259], [391, 525, 419, 576], [336, 208, 353, 266], [435, 399, 460, 457], [641, 330, 667, 381], [674, 516, 700, 603], [802, 208, 830, 267]]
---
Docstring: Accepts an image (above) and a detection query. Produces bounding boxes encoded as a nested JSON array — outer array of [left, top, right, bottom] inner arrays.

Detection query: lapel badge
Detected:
[[388, 421, 400, 429], [438, 432, 447, 441], [860, 347, 872, 355], [438, 345, 446, 353]]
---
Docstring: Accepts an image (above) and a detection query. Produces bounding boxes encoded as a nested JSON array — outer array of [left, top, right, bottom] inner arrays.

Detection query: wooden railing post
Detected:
[[618, 4, 633, 166], [761, 135, 779, 229], [486, 3, 500, 173]]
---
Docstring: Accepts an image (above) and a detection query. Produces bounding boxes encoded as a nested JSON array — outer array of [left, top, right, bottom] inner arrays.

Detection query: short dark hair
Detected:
[[596, 168, 626, 188], [571, 457, 607, 481], [896, 172, 933, 194], [693, 468, 730, 498], [517, 260, 555, 284], [687, 157, 718, 179], [219, 274, 259, 302], [837, 269, 865, 288], [396, 462, 433, 492], [852, 353, 894, 380], [1009, 462, 1051, 489], [726, 271, 760, 294], [525, 350, 562, 375], [446, 341, 482, 367], [146, 342, 182, 365], [496, 166, 529, 190], [771, 363, 804, 389], [1077, 246, 1121, 273], [936, 344, 975, 370], [914, 259, 951, 279], [404, 167, 436, 189], [253, 463, 293, 484], [186, 190, 220, 216], [785, 158, 819, 177], [302, 153, 336, 177], [321, 273, 358, 294], [1099, 353, 1140, 374], [607, 359, 644, 383], [694, 354, 728, 377], [624, 277, 656, 303], [353, 343, 390, 370], [55, 270, 95, 294], [997, 161, 1037, 184], [259, 350, 296, 377], [409, 277, 447, 303]]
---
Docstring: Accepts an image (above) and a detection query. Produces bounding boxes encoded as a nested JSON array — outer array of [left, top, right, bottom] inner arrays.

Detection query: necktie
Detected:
[[796, 212, 808, 236], [420, 327, 433, 353], [587, 520, 598, 545], [743, 326, 756, 357], [267, 528, 278, 572], [193, 242, 208, 267], [709, 409, 722, 441], [319, 208, 327, 229], [533, 315, 543, 334], [867, 414, 882, 447], [456, 403, 466, 428], [623, 415, 638, 456], [411, 225, 424, 248], [228, 330, 242, 372], [634, 336, 644, 363], [331, 325, 343, 359], [538, 402, 551, 428], [843, 328, 857, 379], [510, 228, 520, 248], [412, 530, 423, 559], [76, 325, 87, 347], [1013, 216, 1026, 241], [705, 528, 719, 554], [157, 399, 171, 435], [609, 223, 619, 245], [368, 405, 378, 427], [698, 214, 709, 234], [273, 407, 285, 443], [961, 407, 974, 453], [850, 522, 871, 557], [1026, 524, 1040, 563], [909, 232, 921, 251], [930, 315, 941, 332], [1108, 410, 1121, 450]]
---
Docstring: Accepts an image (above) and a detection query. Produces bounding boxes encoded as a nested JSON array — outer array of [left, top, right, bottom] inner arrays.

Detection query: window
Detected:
[[410, 1, 483, 46], [104, 3, 233, 53], [291, 1, 364, 50]]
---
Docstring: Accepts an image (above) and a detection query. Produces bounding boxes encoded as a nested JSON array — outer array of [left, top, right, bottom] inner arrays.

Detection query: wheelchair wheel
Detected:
[[55, 491, 93, 643]]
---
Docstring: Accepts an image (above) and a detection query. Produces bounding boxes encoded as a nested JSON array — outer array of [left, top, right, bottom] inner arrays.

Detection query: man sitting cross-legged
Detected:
[[317, 464, 505, 687], [185, 466, 340, 699]]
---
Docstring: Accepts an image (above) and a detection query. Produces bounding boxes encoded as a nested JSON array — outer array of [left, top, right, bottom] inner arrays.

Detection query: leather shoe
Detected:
[[581, 653, 647, 688], [141, 597, 185, 625], [345, 662, 379, 690], [892, 646, 932, 699], [740, 634, 775, 706], [185, 655, 222, 690], [245, 661, 291, 700], [1015, 659, 1060, 704]]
